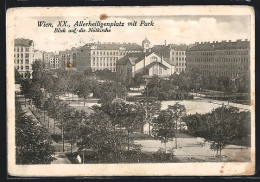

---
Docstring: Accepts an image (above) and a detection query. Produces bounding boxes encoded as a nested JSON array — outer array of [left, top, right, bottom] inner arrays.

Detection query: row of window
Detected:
[[176, 63, 186, 66], [92, 51, 127, 56], [175, 57, 186, 61], [19, 72, 31, 78], [92, 57, 119, 61], [16, 66, 30, 70], [14, 47, 30, 52], [176, 68, 185, 72], [189, 64, 248, 70], [188, 57, 249, 63], [172, 51, 185, 56], [153, 65, 163, 75], [213, 72, 240, 77], [93, 60, 116, 67], [92, 68, 116, 72], [14, 59, 30, 64], [187, 50, 249, 56], [14, 53, 30, 58]]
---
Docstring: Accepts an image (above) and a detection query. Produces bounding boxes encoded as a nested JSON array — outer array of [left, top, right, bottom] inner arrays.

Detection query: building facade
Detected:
[[58, 42, 143, 72], [170, 44, 189, 74], [116, 52, 175, 81], [14, 38, 34, 78], [34, 50, 44, 62], [186, 39, 250, 78], [43, 52, 61, 70]]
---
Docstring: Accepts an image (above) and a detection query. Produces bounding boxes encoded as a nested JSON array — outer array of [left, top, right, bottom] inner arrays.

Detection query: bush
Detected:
[[51, 134, 62, 143]]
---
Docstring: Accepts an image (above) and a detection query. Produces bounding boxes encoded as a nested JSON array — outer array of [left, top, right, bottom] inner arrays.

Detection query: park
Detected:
[[14, 60, 252, 164]]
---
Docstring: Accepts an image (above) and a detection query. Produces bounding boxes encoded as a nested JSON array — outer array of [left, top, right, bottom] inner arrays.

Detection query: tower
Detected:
[[142, 38, 150, 53]]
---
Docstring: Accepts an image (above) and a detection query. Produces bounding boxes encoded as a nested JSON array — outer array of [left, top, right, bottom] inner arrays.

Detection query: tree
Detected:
[[31, 60, 44, 86], [15, 69, 22, 84], [167, 103, 186, 148], [205, 106, 243, 156], [20, 78, 32, 107], [227, 81, 238, 102], [64, 110, 85, 153], [132, 73, 145, 89], [137, 98, 161, 135], [152, 110, 176, 153], [15, 98, 55, 164], [74, 79, 92, 106]]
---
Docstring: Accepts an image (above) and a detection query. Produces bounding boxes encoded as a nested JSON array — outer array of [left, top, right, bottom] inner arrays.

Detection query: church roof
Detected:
[[142, 38, 150, 46], [117, 52, 154, 65]]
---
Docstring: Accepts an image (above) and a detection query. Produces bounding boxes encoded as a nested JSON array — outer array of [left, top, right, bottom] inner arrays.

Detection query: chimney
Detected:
[[216, 41, 218, 43], [237, 39, 242, 42], [229, 40, 231, 42], [165, 40, 166, 46]]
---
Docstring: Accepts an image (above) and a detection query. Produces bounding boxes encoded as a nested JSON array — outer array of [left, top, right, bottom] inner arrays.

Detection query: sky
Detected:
[[14, 15, 251, 52]]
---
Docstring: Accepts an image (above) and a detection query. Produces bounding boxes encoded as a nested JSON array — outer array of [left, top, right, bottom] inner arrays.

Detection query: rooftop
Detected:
[[14, 38, 33, 47], [187, 39, 250, 52]]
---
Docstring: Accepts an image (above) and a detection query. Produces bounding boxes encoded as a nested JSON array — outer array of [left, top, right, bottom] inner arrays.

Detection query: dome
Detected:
[[142, 38, 150, 46]]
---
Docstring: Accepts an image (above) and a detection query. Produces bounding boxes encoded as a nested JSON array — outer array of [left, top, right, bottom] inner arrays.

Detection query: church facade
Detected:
[[116, 38, 175, 80]]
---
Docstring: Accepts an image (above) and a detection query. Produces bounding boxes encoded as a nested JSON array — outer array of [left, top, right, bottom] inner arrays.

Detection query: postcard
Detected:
[[6, 6, 255, 176]]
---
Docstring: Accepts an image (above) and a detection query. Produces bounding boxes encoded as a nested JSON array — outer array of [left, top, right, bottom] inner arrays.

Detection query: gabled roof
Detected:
[[163, 58, 175, 66], [15, 38, 33, 47], [117, 52, 154, 65]]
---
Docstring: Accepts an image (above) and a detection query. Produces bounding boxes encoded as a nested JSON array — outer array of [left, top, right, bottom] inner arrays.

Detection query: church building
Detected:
[[116, 38, 175, 80]]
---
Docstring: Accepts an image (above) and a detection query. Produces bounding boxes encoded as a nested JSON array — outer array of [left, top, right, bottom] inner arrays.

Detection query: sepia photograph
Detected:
[[6, 6, 255, 176]]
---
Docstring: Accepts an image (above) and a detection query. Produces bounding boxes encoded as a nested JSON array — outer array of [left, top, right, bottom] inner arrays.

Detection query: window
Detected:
[[25, 48, 29, 52], [25, 53, 29, 58], [21, 47, 23, 52], [21, 60, 23, 64], [21, 66, 23, 70], [26, 66, 29, 70], [151, 56, 158, 62]]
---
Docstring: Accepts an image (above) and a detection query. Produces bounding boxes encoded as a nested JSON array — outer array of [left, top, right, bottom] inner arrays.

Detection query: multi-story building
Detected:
[[34, 50, 44, 62], [59, 48, 78, 71], [151, 43, 191, 74], [14, 38, 34, 78], [151, 44, 171, 58], [58, 42, 143, 72], [170, 44, 189, 74], [43, 52, 61, 70], [89, 42, 143, 72], [186, 39, 250, 78]]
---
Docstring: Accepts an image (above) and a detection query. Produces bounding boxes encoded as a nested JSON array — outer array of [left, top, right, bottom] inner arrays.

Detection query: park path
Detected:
[[135, 138, 250, 162], [19, 98, 72, 164]]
